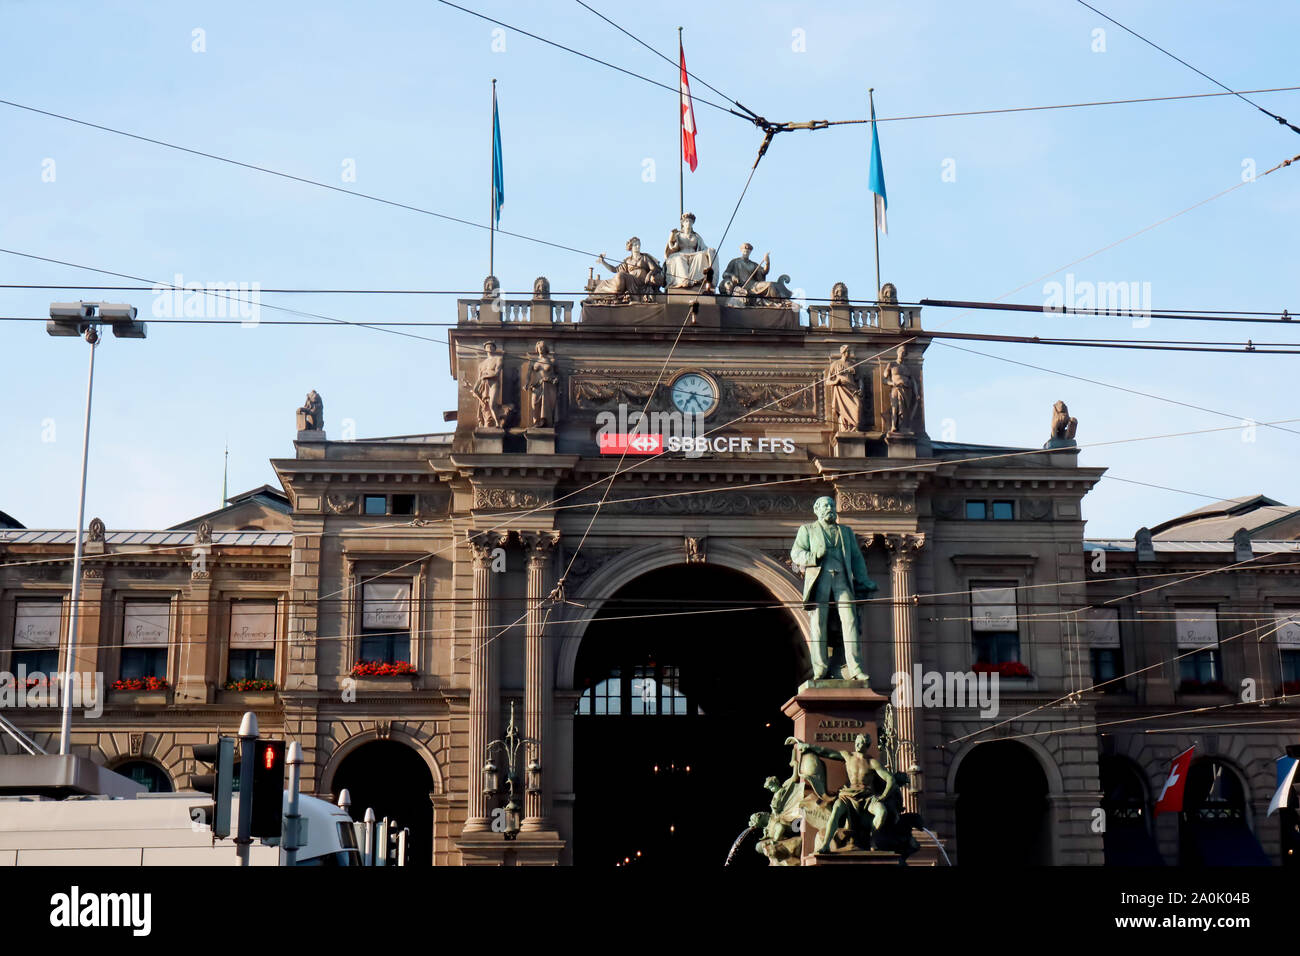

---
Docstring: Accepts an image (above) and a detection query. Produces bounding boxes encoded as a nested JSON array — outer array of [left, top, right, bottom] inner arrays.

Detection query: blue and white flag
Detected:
[[492, 87, 504, 226], [1268, 755, 1299, 816], [868, 98, 887, 234]]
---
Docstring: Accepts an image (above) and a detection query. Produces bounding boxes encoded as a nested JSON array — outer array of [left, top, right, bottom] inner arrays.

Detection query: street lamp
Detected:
[[47, 302, 146, 756], [481, 701, 539, 840]]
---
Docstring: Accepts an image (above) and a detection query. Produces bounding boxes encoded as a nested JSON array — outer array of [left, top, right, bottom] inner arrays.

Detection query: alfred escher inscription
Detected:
[[814, 717, 866, 743]]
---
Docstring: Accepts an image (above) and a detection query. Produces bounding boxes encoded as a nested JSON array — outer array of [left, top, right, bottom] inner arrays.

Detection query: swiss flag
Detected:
[[680, 42, 698, 172], [1153, 746, 1196, 815]]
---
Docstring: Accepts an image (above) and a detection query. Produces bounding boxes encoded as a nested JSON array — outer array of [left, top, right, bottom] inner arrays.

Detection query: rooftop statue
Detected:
[[719, 243, 793, 304], [526, 341, 559, 428], [790, 495, 877, 681], [664, 212, 715, 291], [592, 237, 664, 302], [826, 345, 865, 433], [472, 341, 504, 428], [1050, 400, 1078, 441], [884, 345, 917, 435], [296, 390, 323, 432]]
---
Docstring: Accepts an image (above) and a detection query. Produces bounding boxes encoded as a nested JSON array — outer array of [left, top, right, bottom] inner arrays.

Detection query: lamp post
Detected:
[[46, 302, 146, 756], [482, 701, 540, 840]]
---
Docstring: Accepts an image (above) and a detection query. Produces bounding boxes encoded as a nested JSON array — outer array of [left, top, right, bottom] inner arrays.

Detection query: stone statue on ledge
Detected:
[[790, 495, 877, 681], [884, 345, 917, 435], [719, 243, 793, 304], [525, 341, 559, 427], [296, 390, 323, 432], [826, 345, 865, 433], [592, 237, 664, 302], [472, 341, 505, 428], [664, 212, 715, 290], [1046, 400, 1078, 448]]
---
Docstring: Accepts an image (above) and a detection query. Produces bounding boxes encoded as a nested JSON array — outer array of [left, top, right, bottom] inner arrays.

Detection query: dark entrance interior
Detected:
[[1179, 758, 1270, 865], [573, 564, 806, 868], [954, 740, 1050, 865], [331, 740, 434, 865]]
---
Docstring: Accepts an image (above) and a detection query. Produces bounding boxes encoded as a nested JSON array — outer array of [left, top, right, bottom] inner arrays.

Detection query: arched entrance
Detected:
[[1178, 758, 1269, 865], [572, 563, 806, 868], [1100, 756, 1163, 865], [954, 741, 1050, 865], [330, 740, 434, 866]]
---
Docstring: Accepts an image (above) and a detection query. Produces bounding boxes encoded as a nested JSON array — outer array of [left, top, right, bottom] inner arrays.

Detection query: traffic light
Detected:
[[192, 736, 235, 839], [250, 739, 285, 839]]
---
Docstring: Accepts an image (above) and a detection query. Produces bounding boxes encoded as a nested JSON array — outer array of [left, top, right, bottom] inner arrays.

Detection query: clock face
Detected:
[[670, 372, 717, 416]]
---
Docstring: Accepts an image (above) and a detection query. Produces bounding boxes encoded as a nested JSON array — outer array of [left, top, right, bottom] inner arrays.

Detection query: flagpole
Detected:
[[678, 27, 684, 222], [490, 78, 497, 279], [869, 87, 881, 299]]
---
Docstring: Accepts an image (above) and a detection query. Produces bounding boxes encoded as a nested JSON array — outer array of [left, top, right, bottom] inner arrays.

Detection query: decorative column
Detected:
[[520, 530, 561, 831], [883, 532, 926, 813], [463, 530, 506, 834]]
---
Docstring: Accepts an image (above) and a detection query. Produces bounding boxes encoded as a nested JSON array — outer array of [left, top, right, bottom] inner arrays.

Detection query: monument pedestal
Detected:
[[296, 429, 326, 442], [782, 682, 944, 865], [456, 830, 566, 866], [473, 427, 504, 454], [833, 432, 867, 458], [525, 427, 555, 454], [885, 433, 917, 458]]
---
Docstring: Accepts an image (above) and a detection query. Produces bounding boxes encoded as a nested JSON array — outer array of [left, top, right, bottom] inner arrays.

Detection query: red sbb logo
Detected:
[[598, 433, 664, 455]]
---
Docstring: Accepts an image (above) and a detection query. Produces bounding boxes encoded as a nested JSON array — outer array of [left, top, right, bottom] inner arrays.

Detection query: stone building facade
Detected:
[[2, 270, 1296, 866]]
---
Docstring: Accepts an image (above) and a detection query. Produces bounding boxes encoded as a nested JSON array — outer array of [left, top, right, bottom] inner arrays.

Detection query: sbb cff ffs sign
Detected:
[[251, 740, 285, 839]]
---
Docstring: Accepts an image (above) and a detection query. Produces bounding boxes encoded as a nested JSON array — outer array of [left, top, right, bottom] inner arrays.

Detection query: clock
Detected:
[[669, 370, 719, 417]]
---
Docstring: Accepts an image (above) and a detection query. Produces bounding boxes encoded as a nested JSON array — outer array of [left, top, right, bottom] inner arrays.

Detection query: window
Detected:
[[971, 584, 1020, 665], [363, 495, 387, 516], [122, 600, 170, 681], [359, 580, 411, 663], [965, 500, 987, 520], [12, 598, 60, 675], [578, 663, 694, 716], [1085, 607, 1124, 691], [1277, 610, 1300, 693], [228, 600, 276, 684], [991, 500, 1014, 520], [114, 760, 172, 793], [1175, 607, 1222, 689], [391, 494, 415, 515]]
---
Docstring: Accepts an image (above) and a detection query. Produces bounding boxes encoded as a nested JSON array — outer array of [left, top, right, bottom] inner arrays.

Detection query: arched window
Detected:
[[1179, 758, 1270, 865], [114, 760, 173, 793], [577, 663, 697, 716]]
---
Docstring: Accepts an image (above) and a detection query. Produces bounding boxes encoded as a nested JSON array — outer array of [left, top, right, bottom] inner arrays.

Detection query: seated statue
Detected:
[[664, 212, 715, 290], [720, 243, 793, 304], [592, 237, 663, 302]]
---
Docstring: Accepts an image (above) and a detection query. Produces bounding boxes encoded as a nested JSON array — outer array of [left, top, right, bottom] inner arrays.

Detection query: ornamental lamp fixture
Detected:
[[483, 701, 540, 841]]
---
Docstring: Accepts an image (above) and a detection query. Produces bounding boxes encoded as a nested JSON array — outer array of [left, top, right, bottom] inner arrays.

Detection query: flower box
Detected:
[[224, 679, 276, 692], [350, 661, 417, 678], [112, 677, 169, 692], [973, 660, 1033, 679]]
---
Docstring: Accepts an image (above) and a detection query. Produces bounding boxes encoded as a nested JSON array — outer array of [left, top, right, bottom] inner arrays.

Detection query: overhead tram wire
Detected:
[[1074, 0, 1300, 137]]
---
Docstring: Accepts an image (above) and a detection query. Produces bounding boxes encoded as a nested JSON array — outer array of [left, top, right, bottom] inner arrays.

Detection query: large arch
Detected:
[[557, 540, 809, 690], [951, 739, 1053, 866], [563, 552, 809, 868], [326, 737, 437, 866], [318, 727, 445, 798]]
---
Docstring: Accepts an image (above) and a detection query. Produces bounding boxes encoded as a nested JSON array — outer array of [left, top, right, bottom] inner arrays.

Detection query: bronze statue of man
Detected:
[[296, 389, 323, 431], [790, 495, 876, 680]]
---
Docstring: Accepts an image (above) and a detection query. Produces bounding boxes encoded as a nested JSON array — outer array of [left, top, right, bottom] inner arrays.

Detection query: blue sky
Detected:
[[1, 0, 1297, 536]]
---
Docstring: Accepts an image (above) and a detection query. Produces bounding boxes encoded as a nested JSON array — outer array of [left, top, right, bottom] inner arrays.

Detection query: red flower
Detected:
[[350, 660, 417, 678], [973, 660, 1032, 679], [112, 676, 169, 691]]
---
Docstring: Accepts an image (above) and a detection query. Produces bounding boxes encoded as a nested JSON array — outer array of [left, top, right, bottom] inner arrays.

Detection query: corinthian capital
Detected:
[[466, 530, 508, 566], [519, 530, 561, 567], [882, 532, 926, 562]]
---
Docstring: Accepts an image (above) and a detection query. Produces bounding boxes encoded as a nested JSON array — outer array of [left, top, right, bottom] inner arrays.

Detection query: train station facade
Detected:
[[3, 259, 1298, 866]]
